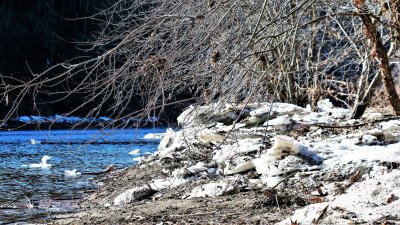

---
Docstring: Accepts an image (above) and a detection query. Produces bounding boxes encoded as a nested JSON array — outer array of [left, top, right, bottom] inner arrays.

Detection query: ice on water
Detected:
[[30, 155, 52, 168]]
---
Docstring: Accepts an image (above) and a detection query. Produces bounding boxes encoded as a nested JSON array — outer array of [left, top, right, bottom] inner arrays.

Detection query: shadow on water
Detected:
[[0, 128, 164, 223]]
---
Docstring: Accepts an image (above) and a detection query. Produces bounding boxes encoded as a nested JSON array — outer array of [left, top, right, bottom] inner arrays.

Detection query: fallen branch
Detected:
[[313, 116, 400, 129]]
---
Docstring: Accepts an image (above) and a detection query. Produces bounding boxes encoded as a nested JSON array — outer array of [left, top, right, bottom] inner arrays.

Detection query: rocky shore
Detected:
[[51, 100, 400, 224]]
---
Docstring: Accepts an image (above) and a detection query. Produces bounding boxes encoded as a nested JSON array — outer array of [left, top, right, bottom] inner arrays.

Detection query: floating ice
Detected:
[[64, 169, 81, 176], [30, 155, 52, 168], [128, 149, 141, 155], [30, 139, 40, 145]]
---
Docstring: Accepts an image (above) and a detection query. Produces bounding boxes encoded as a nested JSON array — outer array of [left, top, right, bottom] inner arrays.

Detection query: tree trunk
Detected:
[[358, 13, 400, 116]]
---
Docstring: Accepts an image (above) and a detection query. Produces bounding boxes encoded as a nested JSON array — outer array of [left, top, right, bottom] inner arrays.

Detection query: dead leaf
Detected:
[[387, 193, 399, 204], [263, 189, 277, 198], [350, 169, 361, 183], [290, 218, 298, 225], [308, 197, 325, 203]]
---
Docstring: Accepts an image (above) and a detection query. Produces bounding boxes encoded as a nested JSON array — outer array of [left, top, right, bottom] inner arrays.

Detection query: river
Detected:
[[0, 128, 165, 223]]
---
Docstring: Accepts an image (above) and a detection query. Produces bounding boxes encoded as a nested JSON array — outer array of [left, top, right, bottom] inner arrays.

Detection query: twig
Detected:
[[313, 204, 329, 224], [170, 211, 218, 217]]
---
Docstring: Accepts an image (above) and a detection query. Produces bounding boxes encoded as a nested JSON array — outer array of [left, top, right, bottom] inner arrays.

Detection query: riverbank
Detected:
[[50, 100, 400, 224]]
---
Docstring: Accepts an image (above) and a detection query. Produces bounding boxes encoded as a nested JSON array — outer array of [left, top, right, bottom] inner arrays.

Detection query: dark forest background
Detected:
[[0, 0, 117, 118], [0, 0, 190, 123]]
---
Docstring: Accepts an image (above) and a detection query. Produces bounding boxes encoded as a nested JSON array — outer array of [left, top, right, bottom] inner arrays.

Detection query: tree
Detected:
[[352, 0, 400, 118], [1, 0, 399, 124]]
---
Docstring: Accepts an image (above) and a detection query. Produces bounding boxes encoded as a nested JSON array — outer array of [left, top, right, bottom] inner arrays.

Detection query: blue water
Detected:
[[0, 128, 165, 223]]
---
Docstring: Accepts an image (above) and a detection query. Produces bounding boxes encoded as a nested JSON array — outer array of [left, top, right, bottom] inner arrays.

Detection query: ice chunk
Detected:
[[30, 139, 40, 145]]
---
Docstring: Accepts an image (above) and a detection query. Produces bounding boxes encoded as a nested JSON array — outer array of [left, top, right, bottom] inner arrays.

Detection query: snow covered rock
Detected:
[[157, 129, 186, 158], [213, 138, 263, 162], [177, 105, 217, 127], [197, 129, 225, 145], [149, 176, 196, 191], [276, 203, 329, 225], [224, 161, 255, 175], [114, 185, 156, 205], [187, 178, 242, 199]]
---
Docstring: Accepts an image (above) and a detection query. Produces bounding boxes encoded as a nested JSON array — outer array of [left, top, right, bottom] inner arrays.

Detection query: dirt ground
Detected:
[[48, 162, 305, 224]]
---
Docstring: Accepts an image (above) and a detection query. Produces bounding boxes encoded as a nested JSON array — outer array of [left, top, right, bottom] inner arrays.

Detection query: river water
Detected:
[[0, 128, 165, 223]]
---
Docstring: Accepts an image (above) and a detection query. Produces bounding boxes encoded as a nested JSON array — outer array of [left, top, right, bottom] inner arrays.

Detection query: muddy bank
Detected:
[[50, 100, 400, 224]]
